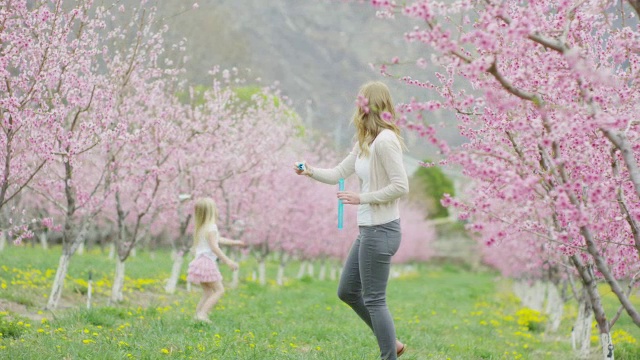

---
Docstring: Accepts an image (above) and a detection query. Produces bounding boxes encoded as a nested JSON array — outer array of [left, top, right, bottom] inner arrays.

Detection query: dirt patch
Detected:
[[0, 298, 45, 321]]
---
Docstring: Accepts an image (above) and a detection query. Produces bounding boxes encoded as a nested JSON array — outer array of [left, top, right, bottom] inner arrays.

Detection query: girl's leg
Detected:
[[337, 234, 374, 331], [196, 282, 214, 322], [359, 220, 402, 360], [199, 280, 225, 317]]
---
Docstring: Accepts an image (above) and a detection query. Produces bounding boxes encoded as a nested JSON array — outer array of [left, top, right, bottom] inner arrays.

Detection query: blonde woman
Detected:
[[294, 82, 409, 359], [187, 197, 244, 323]]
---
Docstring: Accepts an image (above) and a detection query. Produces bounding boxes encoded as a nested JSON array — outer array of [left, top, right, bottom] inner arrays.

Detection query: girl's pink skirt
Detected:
[[187, 255, 223, 284]]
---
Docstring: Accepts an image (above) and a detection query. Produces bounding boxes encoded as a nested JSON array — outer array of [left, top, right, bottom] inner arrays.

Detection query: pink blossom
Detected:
[[356, 95, 370, 114]]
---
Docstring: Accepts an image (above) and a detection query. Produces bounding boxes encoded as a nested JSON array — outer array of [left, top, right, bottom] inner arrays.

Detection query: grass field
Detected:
[[0, 246, 639, 359]]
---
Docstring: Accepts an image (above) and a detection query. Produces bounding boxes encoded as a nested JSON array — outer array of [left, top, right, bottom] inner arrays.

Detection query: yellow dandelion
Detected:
[[161, 348, 170, 354], [612, 329, 638, 345]]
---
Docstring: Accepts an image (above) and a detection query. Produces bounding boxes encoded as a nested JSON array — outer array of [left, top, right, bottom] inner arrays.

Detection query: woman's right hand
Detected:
[[293, 161, 312, 176]]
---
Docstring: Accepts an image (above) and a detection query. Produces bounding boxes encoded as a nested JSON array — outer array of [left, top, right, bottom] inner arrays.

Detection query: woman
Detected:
[[294, 81, 409, 359]]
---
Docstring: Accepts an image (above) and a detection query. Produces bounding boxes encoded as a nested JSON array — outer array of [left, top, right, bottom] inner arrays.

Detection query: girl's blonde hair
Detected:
[[192, 197, 218, 251], [352, 81, 406, 157]]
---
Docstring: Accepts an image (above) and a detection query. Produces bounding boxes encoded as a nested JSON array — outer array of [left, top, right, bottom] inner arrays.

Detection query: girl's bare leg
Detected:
[[199, 280, 225, 317], [195, 282, 214, 322]]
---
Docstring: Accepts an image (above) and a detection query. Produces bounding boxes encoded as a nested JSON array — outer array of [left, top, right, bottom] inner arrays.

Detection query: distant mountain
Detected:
[[155, 0, 464, 159]]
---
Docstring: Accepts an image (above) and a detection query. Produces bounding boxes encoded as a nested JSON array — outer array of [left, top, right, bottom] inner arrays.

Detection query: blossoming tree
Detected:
[[343, 0, 640, 356]]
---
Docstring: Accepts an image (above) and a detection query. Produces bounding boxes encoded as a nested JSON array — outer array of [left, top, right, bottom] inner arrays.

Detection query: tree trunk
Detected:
[[86, 278, 93, 310], [390, 266, 400, 279], [572, 290, 593, 356], [110, 258, 126, 303], [258, 259, 266, 286], [46, 252, 72, 310], [600, 333, 614, 360], [296, 261, 307, 279], [231, 267, 240, 289], [39, 232, 48, 250], [45, 221, 88, 309], [529, 281, 546, 312], [330, 264, 337, 281], [130, 247, 136, 257], [545, 282, 564, 333], [319, 261, 326, 281], [514, 280, 546, 312], [77, 242, 85, 255], [307, 262, 315, 278], [108, 242, 115, 260], [165, 253, 185, 294], [277, 262, 285, 286], [0, 231, 6, 251]]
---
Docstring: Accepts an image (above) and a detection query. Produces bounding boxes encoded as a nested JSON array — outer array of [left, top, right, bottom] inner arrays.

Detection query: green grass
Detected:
[[0, 246, 639, 359]]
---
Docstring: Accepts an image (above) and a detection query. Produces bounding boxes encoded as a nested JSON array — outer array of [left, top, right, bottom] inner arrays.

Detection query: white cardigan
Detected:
[[309, 129, 409, 225]]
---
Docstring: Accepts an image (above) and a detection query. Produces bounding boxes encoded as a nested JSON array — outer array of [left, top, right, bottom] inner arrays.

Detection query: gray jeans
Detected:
[[337, 219, 402, 360]]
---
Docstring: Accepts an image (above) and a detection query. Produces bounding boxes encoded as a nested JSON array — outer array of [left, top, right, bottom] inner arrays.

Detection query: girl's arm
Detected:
[[219, 237, 246, 247], [207, 231, 239, 270], [307, 143, 358, 185], [359, 135, 409, 204]]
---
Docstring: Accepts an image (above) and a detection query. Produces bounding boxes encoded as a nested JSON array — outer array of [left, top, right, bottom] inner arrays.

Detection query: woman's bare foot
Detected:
[[396, 339, 406, 357]]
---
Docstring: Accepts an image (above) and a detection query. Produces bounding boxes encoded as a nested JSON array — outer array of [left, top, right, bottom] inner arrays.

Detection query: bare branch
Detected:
[[627, 0, 640, 18], [487, 62, 540, 102], [25, 185, 68, 213]]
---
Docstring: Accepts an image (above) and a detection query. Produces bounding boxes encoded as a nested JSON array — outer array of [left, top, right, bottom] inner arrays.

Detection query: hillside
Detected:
[[154, 0, 463, 157]]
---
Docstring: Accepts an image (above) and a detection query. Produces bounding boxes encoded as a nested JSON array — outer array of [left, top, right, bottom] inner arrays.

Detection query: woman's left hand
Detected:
[[337, 191, 360, 205]]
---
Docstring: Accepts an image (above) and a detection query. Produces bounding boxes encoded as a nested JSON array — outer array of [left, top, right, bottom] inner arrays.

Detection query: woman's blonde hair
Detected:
[[352, 81, 406, 157], [192, 197, 218, 251]]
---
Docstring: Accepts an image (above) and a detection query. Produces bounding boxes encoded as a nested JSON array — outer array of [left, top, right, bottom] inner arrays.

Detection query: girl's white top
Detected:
[[355, 142, 374, 226], [195, 223, 218, 261]]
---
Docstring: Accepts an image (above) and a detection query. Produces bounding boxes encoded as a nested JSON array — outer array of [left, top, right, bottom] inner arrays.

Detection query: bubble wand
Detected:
[[338, 178, 344, 229], [296, 162, 344, 229]]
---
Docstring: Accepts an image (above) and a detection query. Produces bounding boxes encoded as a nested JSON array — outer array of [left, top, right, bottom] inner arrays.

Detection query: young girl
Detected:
[[187, 197, 244, 323]]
